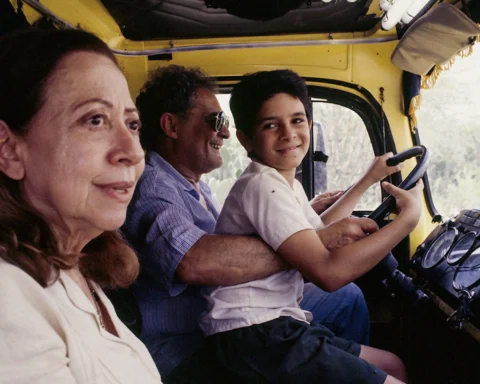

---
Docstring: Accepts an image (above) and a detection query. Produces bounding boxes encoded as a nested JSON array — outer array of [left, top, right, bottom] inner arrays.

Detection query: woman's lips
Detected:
[[95, 181, 135, 203]]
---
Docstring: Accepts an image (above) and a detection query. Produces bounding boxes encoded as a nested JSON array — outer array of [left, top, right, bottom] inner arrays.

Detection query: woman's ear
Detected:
[[159, 112, 179, 139], [0, 120, 25, 180], [236, 130, 254, 153]]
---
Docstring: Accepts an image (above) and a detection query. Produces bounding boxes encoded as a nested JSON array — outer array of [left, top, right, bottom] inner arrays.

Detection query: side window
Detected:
[[312, 102, 377, 210], [416, 47, 480, 217]]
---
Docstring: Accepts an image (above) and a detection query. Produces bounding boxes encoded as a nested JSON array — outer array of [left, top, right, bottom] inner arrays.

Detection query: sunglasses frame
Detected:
[[205, 111, 229, 132]]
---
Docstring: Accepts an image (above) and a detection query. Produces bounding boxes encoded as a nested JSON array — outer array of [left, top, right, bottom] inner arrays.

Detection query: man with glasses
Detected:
[[123, 65, 375, 383]]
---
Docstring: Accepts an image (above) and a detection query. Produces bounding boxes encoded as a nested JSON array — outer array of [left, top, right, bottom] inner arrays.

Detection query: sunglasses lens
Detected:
[[215, 112, 229, 131]]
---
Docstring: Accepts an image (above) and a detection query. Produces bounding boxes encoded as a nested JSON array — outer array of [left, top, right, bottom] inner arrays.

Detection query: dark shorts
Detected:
[[209, 316, 388, 384], [163, 339, 245, 384]]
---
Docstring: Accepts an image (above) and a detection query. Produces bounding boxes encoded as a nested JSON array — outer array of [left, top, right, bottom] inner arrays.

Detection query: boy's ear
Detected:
[[236, 130, 254, 153], [159, 112, 179, 139], [0, 120, 25, 180]]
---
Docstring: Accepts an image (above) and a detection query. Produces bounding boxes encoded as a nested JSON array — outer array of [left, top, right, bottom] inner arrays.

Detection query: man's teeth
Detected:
[[211, 143, 221, 149], [113, 188, 127, 193]]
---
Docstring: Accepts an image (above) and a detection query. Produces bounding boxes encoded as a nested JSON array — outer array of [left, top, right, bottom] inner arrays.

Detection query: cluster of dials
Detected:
[[413, 209, 480, 294]]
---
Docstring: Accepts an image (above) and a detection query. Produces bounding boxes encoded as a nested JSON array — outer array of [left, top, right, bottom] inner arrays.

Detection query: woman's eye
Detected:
[[292, 118, 305, 124], [128, 119, 142, 132], [86, 114, 105, 127]]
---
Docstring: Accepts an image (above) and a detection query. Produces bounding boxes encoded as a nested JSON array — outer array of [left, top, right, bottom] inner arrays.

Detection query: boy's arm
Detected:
[[320, 153, 403, 225], [278, 180, 423, 291]]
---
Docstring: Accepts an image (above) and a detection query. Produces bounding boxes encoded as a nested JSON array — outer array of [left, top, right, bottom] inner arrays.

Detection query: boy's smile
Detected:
[[248, 92, 311, 185]]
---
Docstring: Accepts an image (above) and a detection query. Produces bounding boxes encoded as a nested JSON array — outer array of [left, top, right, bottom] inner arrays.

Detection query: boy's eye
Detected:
[[262, 123, 276, 130]]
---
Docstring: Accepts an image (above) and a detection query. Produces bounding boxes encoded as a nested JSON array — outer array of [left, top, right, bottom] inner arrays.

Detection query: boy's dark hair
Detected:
[[136, 65, 218, 150], [230, 69, 312, 138]]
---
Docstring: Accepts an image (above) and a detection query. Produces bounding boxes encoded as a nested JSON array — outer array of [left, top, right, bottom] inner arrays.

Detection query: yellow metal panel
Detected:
[[146, 44, 349, 78]]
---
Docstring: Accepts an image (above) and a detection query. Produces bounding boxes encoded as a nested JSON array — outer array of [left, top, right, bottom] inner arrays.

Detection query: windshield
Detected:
[[416, 47, 480, 217]]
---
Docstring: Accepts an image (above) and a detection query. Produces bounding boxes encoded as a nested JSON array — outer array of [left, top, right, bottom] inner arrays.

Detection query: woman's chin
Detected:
[[92, 213, 127, 233]]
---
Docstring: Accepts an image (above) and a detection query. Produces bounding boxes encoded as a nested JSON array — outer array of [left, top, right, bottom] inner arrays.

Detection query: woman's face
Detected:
[[16, 51, 145, 241]]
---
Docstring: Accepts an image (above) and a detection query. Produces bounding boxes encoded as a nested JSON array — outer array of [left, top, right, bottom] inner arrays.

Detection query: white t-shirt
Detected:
[[199, 161, 323, 336]]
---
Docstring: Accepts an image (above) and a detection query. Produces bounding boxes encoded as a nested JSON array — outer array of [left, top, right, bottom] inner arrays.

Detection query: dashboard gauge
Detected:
[[453, 243, 480, 290], [446, 232, 476, 265], [421, 228, 458, 269]]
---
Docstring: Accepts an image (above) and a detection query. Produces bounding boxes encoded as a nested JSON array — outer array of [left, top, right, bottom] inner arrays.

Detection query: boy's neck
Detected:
[[254, 160, 296, 188], [277, 168, 296, 188]]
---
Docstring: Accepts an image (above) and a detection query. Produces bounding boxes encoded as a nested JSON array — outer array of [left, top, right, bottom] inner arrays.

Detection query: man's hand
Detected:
[[317, 217, 379, 251], [310, 190, 343, 214]]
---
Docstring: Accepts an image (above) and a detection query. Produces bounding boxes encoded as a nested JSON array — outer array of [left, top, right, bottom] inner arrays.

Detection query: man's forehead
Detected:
[[190, 88, 221, 113]]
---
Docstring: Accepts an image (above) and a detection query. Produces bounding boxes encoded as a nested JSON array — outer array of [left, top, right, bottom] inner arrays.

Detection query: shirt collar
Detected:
[[146, 151, 198, 196], [145, 151, 219, 216]]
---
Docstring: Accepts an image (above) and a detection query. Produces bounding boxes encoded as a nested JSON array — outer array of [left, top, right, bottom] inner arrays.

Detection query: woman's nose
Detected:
[[108, 124, 145, 166]]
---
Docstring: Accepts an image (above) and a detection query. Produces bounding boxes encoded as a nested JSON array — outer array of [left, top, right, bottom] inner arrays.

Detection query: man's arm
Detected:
[[176, 234, 288, 286], [177, 215, 379, 286], [126, 178, 289, 289]]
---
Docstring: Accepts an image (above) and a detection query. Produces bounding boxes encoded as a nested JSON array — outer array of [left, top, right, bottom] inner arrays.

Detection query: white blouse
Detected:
[[0, 258, 162, 384]]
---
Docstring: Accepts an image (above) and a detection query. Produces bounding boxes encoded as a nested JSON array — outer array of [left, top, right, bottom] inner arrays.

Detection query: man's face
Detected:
[[176, 88, 230, 177]]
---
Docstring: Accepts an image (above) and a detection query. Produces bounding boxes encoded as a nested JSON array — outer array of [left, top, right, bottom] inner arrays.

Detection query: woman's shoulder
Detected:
[[0, 257, 39, 285], [0, 258, 57, 310]]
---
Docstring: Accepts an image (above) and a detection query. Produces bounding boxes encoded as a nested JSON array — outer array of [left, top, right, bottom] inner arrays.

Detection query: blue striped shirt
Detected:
[[123, 151, 220, 377]]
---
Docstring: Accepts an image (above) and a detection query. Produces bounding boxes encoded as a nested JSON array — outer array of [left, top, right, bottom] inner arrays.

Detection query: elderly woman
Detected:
[[0, 29, 161, 383]]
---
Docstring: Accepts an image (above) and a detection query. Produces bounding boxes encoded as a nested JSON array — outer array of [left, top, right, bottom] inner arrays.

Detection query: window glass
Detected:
[[312, 102, 377, 210], [416, 47, 480, 217]]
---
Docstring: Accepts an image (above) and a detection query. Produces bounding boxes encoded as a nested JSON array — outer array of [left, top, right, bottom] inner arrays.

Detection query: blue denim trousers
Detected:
[[300, 282, 370, 345]]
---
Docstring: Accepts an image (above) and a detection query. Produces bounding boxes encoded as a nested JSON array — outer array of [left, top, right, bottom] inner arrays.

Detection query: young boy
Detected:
[[199, 70, 423, 384]]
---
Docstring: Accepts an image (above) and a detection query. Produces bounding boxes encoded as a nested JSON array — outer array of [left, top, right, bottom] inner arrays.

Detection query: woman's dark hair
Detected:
[[0, 28, 139, 289], [230, 69, 312, 138], [136, 64, 218, 151]]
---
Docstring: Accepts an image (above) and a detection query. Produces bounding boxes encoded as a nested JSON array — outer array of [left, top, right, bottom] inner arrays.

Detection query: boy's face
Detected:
[[245, 92, 310, 181]]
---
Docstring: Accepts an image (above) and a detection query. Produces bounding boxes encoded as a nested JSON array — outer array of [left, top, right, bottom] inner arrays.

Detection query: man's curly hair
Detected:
[[136, 65, 218, 151]]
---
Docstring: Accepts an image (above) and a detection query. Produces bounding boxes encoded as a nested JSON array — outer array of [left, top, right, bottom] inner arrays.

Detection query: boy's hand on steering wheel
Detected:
[[381, 179, 424, 228], [361, 152, 404, 186]]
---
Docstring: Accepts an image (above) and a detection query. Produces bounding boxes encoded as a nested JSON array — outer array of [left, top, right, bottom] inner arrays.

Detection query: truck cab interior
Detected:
[[2, 0, 479, 382]]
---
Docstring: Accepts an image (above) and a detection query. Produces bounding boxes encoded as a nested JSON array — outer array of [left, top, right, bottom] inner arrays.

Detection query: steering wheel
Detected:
[[362, 146, 431, 307], [368, 145, 430, 223]]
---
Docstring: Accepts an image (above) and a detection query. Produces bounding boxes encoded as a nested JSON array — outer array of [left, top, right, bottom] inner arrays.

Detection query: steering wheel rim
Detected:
[[367, 145, 430, 223]]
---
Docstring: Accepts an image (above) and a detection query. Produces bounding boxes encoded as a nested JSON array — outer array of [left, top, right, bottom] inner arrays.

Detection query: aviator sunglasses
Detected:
[[205, 111, 230, 132]]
